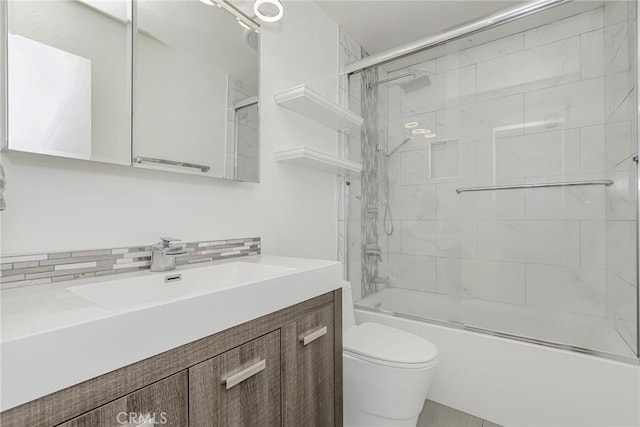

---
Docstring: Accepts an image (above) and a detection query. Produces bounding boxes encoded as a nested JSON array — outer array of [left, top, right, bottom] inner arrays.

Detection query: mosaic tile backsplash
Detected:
[[0, 237, 261, 289]]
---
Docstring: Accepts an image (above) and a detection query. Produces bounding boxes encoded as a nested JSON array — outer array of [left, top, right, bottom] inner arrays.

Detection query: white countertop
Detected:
[[1, 255, 342, 411]]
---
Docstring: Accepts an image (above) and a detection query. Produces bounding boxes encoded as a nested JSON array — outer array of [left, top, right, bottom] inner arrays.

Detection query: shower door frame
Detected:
[[342, 0, 640, 365]]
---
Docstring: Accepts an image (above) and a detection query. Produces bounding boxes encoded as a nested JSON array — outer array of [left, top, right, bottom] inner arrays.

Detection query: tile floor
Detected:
[[418, 400, 502, 427]]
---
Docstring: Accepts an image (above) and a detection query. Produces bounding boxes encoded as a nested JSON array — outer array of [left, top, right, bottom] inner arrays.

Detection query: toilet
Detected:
[[342, 282, 438, 427]]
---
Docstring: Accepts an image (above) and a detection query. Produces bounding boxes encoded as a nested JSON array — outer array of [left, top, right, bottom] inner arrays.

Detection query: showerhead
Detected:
[[369, 69, 431, 93], [398, 70, 431, 93]]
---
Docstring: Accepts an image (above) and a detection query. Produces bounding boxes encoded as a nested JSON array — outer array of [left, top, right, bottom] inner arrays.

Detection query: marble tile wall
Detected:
[[360, 67, 383, 298], [371, 3, 637, 341], [235, 102, 260, 182], [603, 0, 638, 353], [338, 27, 367, 301]]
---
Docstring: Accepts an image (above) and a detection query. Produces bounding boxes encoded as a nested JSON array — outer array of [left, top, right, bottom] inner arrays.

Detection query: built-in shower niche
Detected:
[[429, 139, 461, 180]]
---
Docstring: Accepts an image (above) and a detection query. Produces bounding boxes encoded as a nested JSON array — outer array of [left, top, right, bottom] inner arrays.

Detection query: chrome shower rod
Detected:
[[456, 180, 614, 194], [344, 0, 570, 74]]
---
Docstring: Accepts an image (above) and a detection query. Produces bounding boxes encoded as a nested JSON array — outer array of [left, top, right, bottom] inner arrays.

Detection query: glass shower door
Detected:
[[349, 0, 638, 360]]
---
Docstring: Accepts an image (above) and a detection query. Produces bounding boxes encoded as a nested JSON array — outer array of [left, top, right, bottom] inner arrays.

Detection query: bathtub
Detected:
[[356, 288, 636, 357], [354, 289, 640, 427]]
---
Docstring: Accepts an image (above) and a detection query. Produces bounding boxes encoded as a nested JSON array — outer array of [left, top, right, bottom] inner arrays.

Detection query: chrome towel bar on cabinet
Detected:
[[134, 156, 210, 173]]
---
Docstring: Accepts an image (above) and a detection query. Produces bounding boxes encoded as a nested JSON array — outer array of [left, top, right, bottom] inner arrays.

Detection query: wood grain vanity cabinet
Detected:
[[282, 304, 335, 426], [60, 372, 189, 427], [190, 331, 281, 426], [1, 291, 342, 427]]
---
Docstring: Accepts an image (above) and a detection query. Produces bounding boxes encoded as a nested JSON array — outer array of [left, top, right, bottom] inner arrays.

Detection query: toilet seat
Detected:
[[344, 322, 438, 369]]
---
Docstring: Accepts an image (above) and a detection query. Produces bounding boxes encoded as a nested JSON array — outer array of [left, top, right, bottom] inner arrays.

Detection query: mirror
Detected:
[[233, 98, 259, 182], [3, 0, 260, 182], [6, 0, 132, 165], [133, 0, 260, 182]]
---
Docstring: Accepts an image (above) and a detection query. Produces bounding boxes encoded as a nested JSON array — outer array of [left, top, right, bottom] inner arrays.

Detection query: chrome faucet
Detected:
[[150, 237, 187, 272]]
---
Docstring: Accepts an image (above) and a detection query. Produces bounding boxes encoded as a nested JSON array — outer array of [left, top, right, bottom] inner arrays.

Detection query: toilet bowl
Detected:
[[342, 282, 438, 427]]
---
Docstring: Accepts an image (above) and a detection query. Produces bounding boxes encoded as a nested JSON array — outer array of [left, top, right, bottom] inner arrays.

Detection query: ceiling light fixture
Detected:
[[200, 0, 261, 32], [424, 134, 436, 139], [404, 122, 419, 128], [411, 128, 432, 134], [254, 0, 283, 22]]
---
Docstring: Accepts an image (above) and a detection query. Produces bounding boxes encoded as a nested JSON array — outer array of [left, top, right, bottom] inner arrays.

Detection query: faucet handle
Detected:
[[160, 237, 181, 248]]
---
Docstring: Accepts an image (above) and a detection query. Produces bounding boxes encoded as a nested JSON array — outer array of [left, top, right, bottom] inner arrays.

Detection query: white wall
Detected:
[[0, 0, 341, 261]]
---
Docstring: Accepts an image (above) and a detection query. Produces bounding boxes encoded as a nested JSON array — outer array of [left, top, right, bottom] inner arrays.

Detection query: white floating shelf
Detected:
[[275, 85, 364, 133], [274, 146, 362, 175]]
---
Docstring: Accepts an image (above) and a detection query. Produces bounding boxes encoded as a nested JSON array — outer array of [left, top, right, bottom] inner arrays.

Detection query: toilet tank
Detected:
[[341, 281, 356, 331]]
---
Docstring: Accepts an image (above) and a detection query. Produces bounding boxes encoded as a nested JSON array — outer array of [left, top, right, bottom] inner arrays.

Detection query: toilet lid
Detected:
[[343, 322, 438, 367]]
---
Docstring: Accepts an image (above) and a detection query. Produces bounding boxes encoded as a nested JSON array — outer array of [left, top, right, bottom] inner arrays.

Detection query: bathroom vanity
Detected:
[[0, 256, 342, 426]]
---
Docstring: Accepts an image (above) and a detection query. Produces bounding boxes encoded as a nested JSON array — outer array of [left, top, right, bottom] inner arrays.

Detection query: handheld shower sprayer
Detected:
[[376, 137, 412, 236]]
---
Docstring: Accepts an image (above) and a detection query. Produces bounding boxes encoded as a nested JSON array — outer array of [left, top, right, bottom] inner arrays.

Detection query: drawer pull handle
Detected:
[[223, 359, 266, 389], [300, 326, 327, 345]]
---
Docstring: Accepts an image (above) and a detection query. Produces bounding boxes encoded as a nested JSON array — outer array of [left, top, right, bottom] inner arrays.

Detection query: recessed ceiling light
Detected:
[[254, 0, 283, 22], [411, 128, 432, 134], [404, 122, 419, 128], [424, 133, 436, 139], [199, 0, 221, 6]]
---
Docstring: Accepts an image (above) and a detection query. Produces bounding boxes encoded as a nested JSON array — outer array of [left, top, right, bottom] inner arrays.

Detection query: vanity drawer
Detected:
[[58, 371, 188, 427], [189, 330, 281, 427]]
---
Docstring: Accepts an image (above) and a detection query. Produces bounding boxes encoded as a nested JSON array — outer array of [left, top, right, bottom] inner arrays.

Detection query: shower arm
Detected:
[[368, 72, 417, 88], [386, 137, 412, 157]]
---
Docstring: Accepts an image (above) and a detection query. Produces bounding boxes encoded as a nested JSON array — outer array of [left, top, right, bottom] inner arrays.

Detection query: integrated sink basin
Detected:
[[68, 261, 295, 311], [1, 255, 341, 412]]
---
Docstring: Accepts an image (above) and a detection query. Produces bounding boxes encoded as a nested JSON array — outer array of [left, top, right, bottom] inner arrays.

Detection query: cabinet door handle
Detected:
[[222, 359, 266, 390], [300, 326, 327, 345]]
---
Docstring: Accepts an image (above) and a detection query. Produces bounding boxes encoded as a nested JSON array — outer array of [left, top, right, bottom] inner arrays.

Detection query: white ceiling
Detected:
[[316, 0, 527, 54]]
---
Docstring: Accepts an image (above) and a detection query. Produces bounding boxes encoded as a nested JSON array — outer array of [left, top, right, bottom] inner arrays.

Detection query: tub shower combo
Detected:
[[345, 0, 639, 364]]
